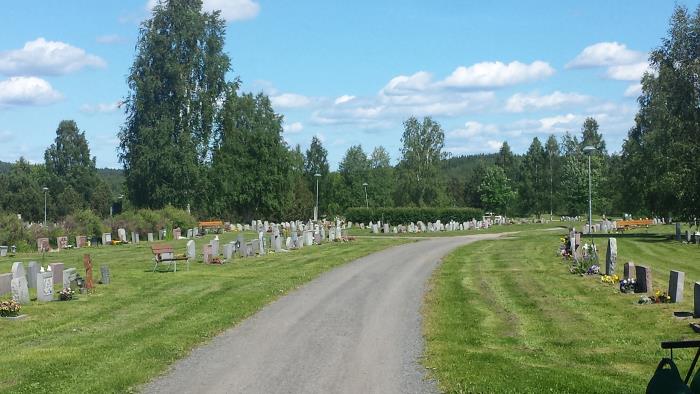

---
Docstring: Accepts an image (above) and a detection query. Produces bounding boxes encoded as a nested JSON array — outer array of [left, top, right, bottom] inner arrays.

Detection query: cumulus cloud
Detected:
[[96, 34, 125, 45], [0, 77, 63, 108], [448, 121, 499, 139], [80, 101, 124, 114], [624, 83, 643, 98], [284, 121, 304, 134], [147, 0, 260, 21], [270, 93, 312, 108], [0, 38, 106, 76], [439, 61, 555, 89], [567, 42, 646, 69], [505, 91, 591, 112], [334, 95, 355, 105], [606, 62, 650, 81]]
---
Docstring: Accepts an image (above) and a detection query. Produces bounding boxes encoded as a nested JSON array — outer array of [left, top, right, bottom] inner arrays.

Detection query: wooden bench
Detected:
[[616, 219, 653, 232], [198, 220, 224, 234], [151, 244, 189, 272]]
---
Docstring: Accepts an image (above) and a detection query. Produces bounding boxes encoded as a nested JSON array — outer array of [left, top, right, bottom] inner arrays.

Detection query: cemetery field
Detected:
[[0, 235, 409, 393], [347, 222, 563, 237], [423, 226, 700, 393]]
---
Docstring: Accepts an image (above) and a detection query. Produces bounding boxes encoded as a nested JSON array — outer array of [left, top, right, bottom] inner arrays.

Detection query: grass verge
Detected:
[[0, 234, 408, 393], [423, 227, 700, 393]]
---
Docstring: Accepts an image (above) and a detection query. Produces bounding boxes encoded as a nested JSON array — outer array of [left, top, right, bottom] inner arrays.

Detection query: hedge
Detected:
[[345, 207, 483, 225]]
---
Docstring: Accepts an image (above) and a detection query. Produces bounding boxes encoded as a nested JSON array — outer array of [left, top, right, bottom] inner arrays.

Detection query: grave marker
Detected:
[[11, 262, 26, 281], [695, 283, 700, 318], [99, 266, 110, 285], [605, 238, 617, 275], [27, 261, 39, 289], [37, 237, 50, 252], [11, 277, 29, 304], [676, 223, 682, 241], [37, 271, 54, 302], [635, 265, 652, 293], [83, 254, 94, 291], [186, 240, 196, 261], [102, 233, 112, 246], [118, 228, 127, 242], [63, 268, 77, 289], [148, 233, 154, 242], [0, 273, 12, 296], [49, 263, 64, 286], [669, 270, 685, 303], [76, 235, 87, 248], [623, 262, 635, 280]]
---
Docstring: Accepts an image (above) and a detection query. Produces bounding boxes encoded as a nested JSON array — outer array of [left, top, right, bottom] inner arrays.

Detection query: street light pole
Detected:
[[42, 187, 48, 226], [583, 146, 595, 241], [314, 173, 321, 221], [362, 182, 368, 208]]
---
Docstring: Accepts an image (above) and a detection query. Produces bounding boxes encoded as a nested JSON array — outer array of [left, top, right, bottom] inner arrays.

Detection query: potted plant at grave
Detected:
[[619, 278, 636, 293], [58, 288, 75, 301], [0, 299, 21, 317]]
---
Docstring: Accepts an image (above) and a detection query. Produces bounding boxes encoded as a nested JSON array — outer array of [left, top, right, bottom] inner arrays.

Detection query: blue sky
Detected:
[[1, 0, 697, 169]]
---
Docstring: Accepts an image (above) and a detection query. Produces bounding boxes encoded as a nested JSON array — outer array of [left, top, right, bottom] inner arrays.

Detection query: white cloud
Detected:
[[80, 101, 123, 114], [96, 34, 125, 45], [538, 113, 578, 131], [624, 83, 643, 98], [0, 38, 106, 76], [505, 91, 591, 112], [270, 93, 311, 108], [284, 121, 304, 134], [567, 42, 646, 69], [334, 95, 355, 105], [147, 0, 260, 21], [0, 77, 63, 108], [439, 61, 555, 89], [448, 121, 499, 139], [381, 71, 433, 95], [606, 62, 650, 81]]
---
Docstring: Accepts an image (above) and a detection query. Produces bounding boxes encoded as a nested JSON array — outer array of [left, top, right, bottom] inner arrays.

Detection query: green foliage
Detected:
[[345, 207, 483, 224], [395, 116, 448, 206], [304, 136, 330, 214], [112, 206, 197, 235], [0, 213, 31, 250], [478, 166, 516, 215], [119, 0, 230, 209], [64, 209, 107, 239], [0, 158, 45, 222]]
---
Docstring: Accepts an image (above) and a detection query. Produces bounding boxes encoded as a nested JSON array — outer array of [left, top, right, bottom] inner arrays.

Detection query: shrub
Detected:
[[64, 209, 107, 239], [345, 207, 483, 224]]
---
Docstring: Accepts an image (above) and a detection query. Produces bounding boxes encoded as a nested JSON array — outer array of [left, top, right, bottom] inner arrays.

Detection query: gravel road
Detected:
[[144, 234, 501, 394]]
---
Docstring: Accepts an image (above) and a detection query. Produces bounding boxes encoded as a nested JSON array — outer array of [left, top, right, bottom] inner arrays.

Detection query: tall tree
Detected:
[[496, 141, 517, 181], [304, 136, 329, 213], [119, 0, 230, 209], [395, 116, 447, 206], [478, 166, 516, 215], [0, 158, 44, 222], [519, 137, 547, 217], [338, 145, 370, 209], [581, 117, 607, 154], [210, 88, 291, 221], [544, 135, 561, 217], [367, 146, 394, 207]]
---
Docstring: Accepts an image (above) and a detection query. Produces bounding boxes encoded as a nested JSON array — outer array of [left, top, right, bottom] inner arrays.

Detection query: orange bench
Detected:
[[198, 220, 224, 233], [616, 219, 653, 232], [151, 244, 189, 272]]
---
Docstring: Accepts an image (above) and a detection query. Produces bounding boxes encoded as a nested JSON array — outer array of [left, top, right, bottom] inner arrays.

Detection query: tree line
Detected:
[[1, 2, 698, 223]]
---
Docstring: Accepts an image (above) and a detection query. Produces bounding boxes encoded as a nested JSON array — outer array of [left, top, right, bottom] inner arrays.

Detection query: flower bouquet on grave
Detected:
[[619, 278, 636, 293], [586, 264, 600, 275], [601, 274, 619, 284], [0, 299, 21, 317], [650, 289, 671, 303], [58, 288, 75, 301]]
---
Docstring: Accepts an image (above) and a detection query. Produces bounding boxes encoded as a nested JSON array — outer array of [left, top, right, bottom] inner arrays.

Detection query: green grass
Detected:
[[0, 233, 409, 393], [348, 222, 565, 237], [423, 225, 700, 393]]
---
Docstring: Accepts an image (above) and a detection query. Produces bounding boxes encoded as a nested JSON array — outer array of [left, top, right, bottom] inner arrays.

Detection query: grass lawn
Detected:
[[423, 224, 700, 393], [0, 233, 409, 393], [348, 222, 565, 238]]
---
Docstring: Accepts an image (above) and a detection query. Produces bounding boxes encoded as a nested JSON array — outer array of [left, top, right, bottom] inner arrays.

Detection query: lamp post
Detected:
[[583, 146, 596, 240], [362, 182, 369, 208], [42, 187, 48, 226], [314, 173, 321, 221]]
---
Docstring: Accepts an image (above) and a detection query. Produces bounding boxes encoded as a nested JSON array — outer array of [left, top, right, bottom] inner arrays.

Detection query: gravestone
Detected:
[[83, 254, 94, 291], [605, 238, 617, 275], [258, 234, 266, 255], [688, 230, 692, 243], [186, 240, 196, 261], [203, 244, 213, 264], [99, 266, 110, 285], [37, 237, 50, 252], [635, 265, 652, 293], [285, 237, 292, 250], [291, 232, 298, 249], [383, 223, 389, 234], [211, 238, 220, 257], [173, 228, 181, 240], [0, 246, 6, 257], [187, 229, 193, 239], [304, 231, 313, 247], [11, 262, 26, 281], [676, 223, 682, 241], [76, 235, 87, 248], [134, 233, 140, 244], [223, 243, 233, 260], [251, 239, 260, 255], [314, 232, 321, 244], [147, 233, 154, 242], [131, 232, 137, 244], [49, 263, 64, 287], [37, 271, 54, 302], [63, 268, 77, 289], [669, 270, 685, 303], [56, 236, 69, 250], [623, 262, 635, 280], [27, 261, 39, 289], [695, 283, 700, 318], [11, 277, 29, 304], [102, 233, 112, 245], [0, 273, 12, 296], [118, 228, 127, 242]]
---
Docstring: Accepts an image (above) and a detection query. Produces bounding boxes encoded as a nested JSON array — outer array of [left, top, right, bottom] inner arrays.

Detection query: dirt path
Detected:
[[144, 234, 502, 394]]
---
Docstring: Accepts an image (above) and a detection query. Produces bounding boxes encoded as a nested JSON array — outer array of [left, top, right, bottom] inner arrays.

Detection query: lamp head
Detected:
[[583, 146, 596, 155]]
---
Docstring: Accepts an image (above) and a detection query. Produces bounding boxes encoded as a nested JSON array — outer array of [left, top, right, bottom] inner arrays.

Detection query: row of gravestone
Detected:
[[0, 256, 110, 304], [364, 219, 492, 234]]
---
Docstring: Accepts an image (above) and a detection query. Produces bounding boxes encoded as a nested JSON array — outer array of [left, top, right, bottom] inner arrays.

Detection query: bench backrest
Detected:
[[199, 220, 224, 228], [151, 244, 174, 254]]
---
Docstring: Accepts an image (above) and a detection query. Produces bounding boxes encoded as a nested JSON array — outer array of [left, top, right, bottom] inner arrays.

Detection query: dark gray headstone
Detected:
[[0, 273, 12, 296], [100, 266, 110, 285], [635, 265, 652, 293], [605, 238, 617, 275], [11, 277, 29, 304], [669, 270, 685, 303], [27, 261, 39, 289], [676, 223, 681, 241], [49, 263, 64, 286], [37, 271, 54, 302], [623, 261, 635, 280], [695, 282, 700, 318]]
